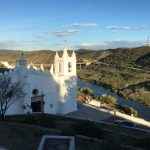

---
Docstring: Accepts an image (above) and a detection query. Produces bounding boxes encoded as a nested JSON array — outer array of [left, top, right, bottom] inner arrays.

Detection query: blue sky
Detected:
[[0, 0, 150, 50]]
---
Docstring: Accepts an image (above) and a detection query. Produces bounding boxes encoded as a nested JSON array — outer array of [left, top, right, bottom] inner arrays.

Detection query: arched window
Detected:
[[68, 62, 72, 72], [32, 89, 39, 96]]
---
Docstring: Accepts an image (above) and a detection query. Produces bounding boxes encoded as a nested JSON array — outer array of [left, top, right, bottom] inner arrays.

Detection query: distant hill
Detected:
[[98, 46, 150, 69], [0, 50, 55, 64], [0, 46, 150, 69], [136, 52, 150, 69]]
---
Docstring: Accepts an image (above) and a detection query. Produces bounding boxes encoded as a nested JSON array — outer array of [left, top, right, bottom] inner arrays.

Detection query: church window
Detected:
[[68, 62, 72, 72], [59, 62, 62, 73]]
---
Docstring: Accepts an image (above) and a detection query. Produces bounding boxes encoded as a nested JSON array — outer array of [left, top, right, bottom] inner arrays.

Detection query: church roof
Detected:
[[0, 68, 10, 73]]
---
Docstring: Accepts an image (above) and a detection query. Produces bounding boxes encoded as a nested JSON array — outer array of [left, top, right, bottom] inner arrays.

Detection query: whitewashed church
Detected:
[[6, 48, 77, 115]]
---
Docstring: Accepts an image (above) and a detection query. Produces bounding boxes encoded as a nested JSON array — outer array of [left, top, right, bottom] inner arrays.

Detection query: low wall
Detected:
[[87, 100, 150, 128]]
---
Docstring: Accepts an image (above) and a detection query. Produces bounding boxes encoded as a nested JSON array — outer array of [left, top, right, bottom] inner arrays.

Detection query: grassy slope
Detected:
[[136, 53, 150, 69], [100, 46, 150, 67], [3, 114, 150, 150]]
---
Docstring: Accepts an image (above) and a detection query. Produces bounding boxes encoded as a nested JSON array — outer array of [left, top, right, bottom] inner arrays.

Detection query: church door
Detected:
[[31, 93, 44, 113]]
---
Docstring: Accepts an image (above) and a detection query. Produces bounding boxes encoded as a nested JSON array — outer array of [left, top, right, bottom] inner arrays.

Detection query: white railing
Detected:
[[86, 100, 150, 128]]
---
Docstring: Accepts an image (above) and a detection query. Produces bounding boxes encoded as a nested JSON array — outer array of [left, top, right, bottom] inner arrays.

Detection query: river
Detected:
[[78, 80, 150, 121]]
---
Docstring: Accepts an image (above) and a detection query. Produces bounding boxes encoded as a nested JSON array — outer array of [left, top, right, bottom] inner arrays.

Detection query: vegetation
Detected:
[[0, 74, 25, 120], [117, 105, 138, 117], [96, 95, 117, 106], [118, 81, 150, 106], [77, 46, 150, 106], [78, 87, 139, 116], [77, 87, 94, 103], [78, 87, 94, 96], [136, 52, 150, 69]]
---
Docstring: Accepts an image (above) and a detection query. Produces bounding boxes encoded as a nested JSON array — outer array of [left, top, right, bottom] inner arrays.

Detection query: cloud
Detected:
[[0, 39, 145, 51], [106, 25, 147, 31], [76, 40, 144, 50], [33, 33, 49, 41], [0, 40, 21, 50], [52, 29, 80, 37], [0, 40, 47, 50], [69, 22, 98, 28]]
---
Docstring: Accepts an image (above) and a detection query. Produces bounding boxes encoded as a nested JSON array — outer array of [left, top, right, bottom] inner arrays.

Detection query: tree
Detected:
[[77, 87, 94, 103], [0, 74, 25, 120], [100, 95, 117, 106], [79, 87, 94, 96], [121, 106, 138, 117]]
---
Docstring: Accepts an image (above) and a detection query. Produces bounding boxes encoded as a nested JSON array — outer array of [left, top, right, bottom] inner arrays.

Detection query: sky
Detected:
[[0, 0, 150, 50]]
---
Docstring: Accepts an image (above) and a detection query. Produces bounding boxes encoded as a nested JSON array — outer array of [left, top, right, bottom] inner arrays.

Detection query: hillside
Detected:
[[77, 46, 150, 106], [136, 52, 150, 69], [0, 50, 55, 64], [99, 46, 150, 68], [0, 46, 150, 69]]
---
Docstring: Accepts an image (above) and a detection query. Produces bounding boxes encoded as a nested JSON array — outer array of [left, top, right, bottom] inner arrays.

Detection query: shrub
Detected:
[[117, 105, 138, 117], [79, 87, 94, 96], [99, 95, 117, 106]]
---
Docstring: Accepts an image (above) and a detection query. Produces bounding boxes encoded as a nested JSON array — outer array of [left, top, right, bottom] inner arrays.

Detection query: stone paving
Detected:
[[66, 103, 111, 122]]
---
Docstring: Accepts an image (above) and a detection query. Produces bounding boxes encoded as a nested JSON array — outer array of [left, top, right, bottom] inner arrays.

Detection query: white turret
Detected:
[[62, 47, 69, 58], [72, 50, 76, 58], [55, 51, 59, 60], [54, 51, 60, 75], [62, 47, 69, 75], [53, 47, 76, 77], [71, 50, 76, 76]]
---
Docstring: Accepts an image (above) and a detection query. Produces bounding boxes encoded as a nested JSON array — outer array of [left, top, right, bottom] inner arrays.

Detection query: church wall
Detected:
[[25, 72, 59, 114], [6, 98, 24, 115], [61, 76, 77, 114], [5, 49, 77, 116], [55, 75, 77, 114]]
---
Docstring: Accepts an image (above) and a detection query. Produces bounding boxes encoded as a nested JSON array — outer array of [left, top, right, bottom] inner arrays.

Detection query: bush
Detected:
[[99, 95, 117, 106], [79, 87, 94, 96], [117, 105, 138, 117]]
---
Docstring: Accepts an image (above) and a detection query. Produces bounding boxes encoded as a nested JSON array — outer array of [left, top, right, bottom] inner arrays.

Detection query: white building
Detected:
[[5, 48, 77, 115]]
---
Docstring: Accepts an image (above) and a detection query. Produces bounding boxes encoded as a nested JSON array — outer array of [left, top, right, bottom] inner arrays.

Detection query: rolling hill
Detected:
[[0, 46, 150, 70]]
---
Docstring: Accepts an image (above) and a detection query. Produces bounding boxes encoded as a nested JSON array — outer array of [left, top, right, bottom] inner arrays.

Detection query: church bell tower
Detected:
[[53, 48, 76, 77]]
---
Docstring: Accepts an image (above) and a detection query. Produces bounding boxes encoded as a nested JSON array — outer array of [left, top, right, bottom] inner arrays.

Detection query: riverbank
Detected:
[[78, 67, 150, 107], [77, 79, 150, 121]]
